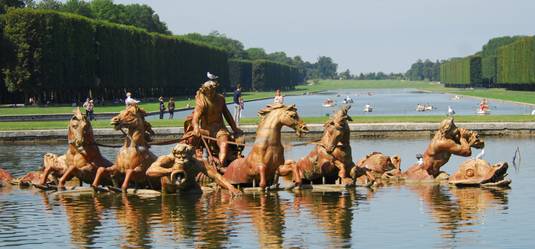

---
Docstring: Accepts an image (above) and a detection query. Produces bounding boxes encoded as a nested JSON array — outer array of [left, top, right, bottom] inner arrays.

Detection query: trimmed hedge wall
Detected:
[[1, 9, 229, 103], [440, 56, 481, 87], [228, 59, 252, 90], [497, 36, 535, 86], [480, 36, 524, 84], [252, 60, 303, 91]]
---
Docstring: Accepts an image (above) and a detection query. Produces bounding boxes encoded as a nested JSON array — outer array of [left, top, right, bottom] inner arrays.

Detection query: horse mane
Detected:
[[258, 104, 296, 124], [128, 104, 155, 143], [325, 105, 352, 127]]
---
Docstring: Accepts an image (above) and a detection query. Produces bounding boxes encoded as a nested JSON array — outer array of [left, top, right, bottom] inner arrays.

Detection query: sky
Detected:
[[115, 0, 535, 74]]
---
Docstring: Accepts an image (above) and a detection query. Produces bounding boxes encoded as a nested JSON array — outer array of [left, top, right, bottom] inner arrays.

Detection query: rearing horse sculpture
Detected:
[[38, 108, 112, 189], [92, 105, 159, 191], [223, 104, 308, 189], [278, 105, 359, 187]]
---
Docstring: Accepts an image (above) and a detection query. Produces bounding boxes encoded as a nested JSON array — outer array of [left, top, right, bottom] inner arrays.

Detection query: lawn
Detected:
[[1, 115, 533, 131]]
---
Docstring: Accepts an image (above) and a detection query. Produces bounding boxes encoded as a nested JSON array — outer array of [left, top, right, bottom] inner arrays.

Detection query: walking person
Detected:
[[274, 89, 284, 104], [83, 97, 95, 121], [233, 84, 242, 125], [168, 97, 175, 119], [159, 96, 166, 119]]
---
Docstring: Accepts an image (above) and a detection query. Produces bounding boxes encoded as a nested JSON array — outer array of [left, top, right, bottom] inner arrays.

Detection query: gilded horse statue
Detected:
[[92, 105, 159, 191], [37, 108, 113, 189], [223, 104, 308, 189], [278, 106, 360, 187]]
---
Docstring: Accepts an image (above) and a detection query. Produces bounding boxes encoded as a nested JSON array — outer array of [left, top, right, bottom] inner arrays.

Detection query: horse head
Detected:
[[321, 106, 352, 153], [68, 108, 93, 149], [258, 104, 308, 136], [111, 104, 154, 142]]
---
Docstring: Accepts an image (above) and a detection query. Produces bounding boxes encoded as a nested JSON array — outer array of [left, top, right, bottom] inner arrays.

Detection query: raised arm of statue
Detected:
[[436, 137, 472, 157], [146, 155, 175, 177]]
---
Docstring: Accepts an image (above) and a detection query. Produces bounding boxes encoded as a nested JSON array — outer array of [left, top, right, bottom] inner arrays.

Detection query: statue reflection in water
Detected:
[[409, 185, 509, 244], [38, 192, 105, 248], [291, 189, 360, 248]]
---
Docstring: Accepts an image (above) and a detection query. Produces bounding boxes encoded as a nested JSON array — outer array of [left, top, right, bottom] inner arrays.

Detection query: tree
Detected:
[[62, 0, 92, 17], [245, 48, 267, 60], [316, 56, 337, 79], [184, 31, 245, 58], [0, 0, 25, 14], [35, 0, 61, 10], [339, 69, 352, 80]]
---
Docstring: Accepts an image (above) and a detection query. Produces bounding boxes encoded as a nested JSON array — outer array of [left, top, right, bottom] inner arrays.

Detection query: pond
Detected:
[[147, 89, 535, 120], [0, 136, 534, 248]]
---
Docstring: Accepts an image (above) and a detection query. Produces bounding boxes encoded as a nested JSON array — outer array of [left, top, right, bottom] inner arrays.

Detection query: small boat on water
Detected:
[[477, 109, 491, 115], [322, 99, 336, 107], [342, 96, 354, 104], [478, 98, 490, 115], [363, 104, 373, 112]]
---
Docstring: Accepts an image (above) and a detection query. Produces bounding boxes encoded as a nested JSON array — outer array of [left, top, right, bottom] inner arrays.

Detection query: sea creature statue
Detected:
[[449, 159, 511, 187], [146, 143, 241, 195], [188, 80, 243, 167], [37, 108, 113, 189], [223, 104, 308, 189], [0, 168, 13, 187], [278, 105, 360, 187], [403, 117, 484, 181], [351, 152, 401, 186], [92, 104, 159, 191]]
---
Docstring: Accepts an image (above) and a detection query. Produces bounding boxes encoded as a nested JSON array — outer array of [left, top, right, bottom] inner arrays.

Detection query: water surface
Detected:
[[0, 136, 534, 248], [147, 89, 535, 120]]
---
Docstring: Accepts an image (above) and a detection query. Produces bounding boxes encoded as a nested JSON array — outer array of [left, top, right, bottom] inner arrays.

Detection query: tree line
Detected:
[[1, 0, 170, 34]]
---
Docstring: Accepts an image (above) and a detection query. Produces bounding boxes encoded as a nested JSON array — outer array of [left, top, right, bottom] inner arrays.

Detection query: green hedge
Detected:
[[1, 9, 229, 103], [228, 59, 252, 90], [251, 60, 303, 91], [480, 36, 524, 83], [497, 36, 535, 85], [440, 56, 481, 87]]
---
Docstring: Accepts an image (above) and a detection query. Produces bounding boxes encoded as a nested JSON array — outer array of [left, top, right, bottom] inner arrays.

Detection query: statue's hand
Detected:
[[193, 127, 201, 137]]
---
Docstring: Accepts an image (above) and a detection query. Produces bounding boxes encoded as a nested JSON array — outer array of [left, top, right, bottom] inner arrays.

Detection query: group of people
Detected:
[[158, 96, 176, 119]]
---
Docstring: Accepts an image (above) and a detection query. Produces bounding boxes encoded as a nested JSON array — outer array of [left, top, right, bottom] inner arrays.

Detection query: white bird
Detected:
[[475, 149, 485, 160], [416, 153, 424, 166], [207, 72, 218, 80], [448, 106, 455, 116], [531, 110, 535, 115]]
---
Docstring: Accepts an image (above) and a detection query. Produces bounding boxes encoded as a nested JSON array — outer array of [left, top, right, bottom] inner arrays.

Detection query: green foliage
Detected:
[[315, 56, 338, 79], [0, 0, 25, 14], [497, 36, 535, 85], [480, 36, 524, 83], [440, 56, 481, 86], [1, 8, 228, 102], [183, 31, 246, 58], [405, 59, 441, 81], [33, 0, 170, 34], [252, 60, 303, 91], [228, 59, 252, 90]]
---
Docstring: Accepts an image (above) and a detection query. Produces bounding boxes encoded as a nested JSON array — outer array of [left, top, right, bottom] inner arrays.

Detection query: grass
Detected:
[[0, 115, 533, 131]]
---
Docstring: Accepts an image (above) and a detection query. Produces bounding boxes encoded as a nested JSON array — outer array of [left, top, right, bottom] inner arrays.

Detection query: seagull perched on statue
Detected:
[[207, 72, 219, 80]]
